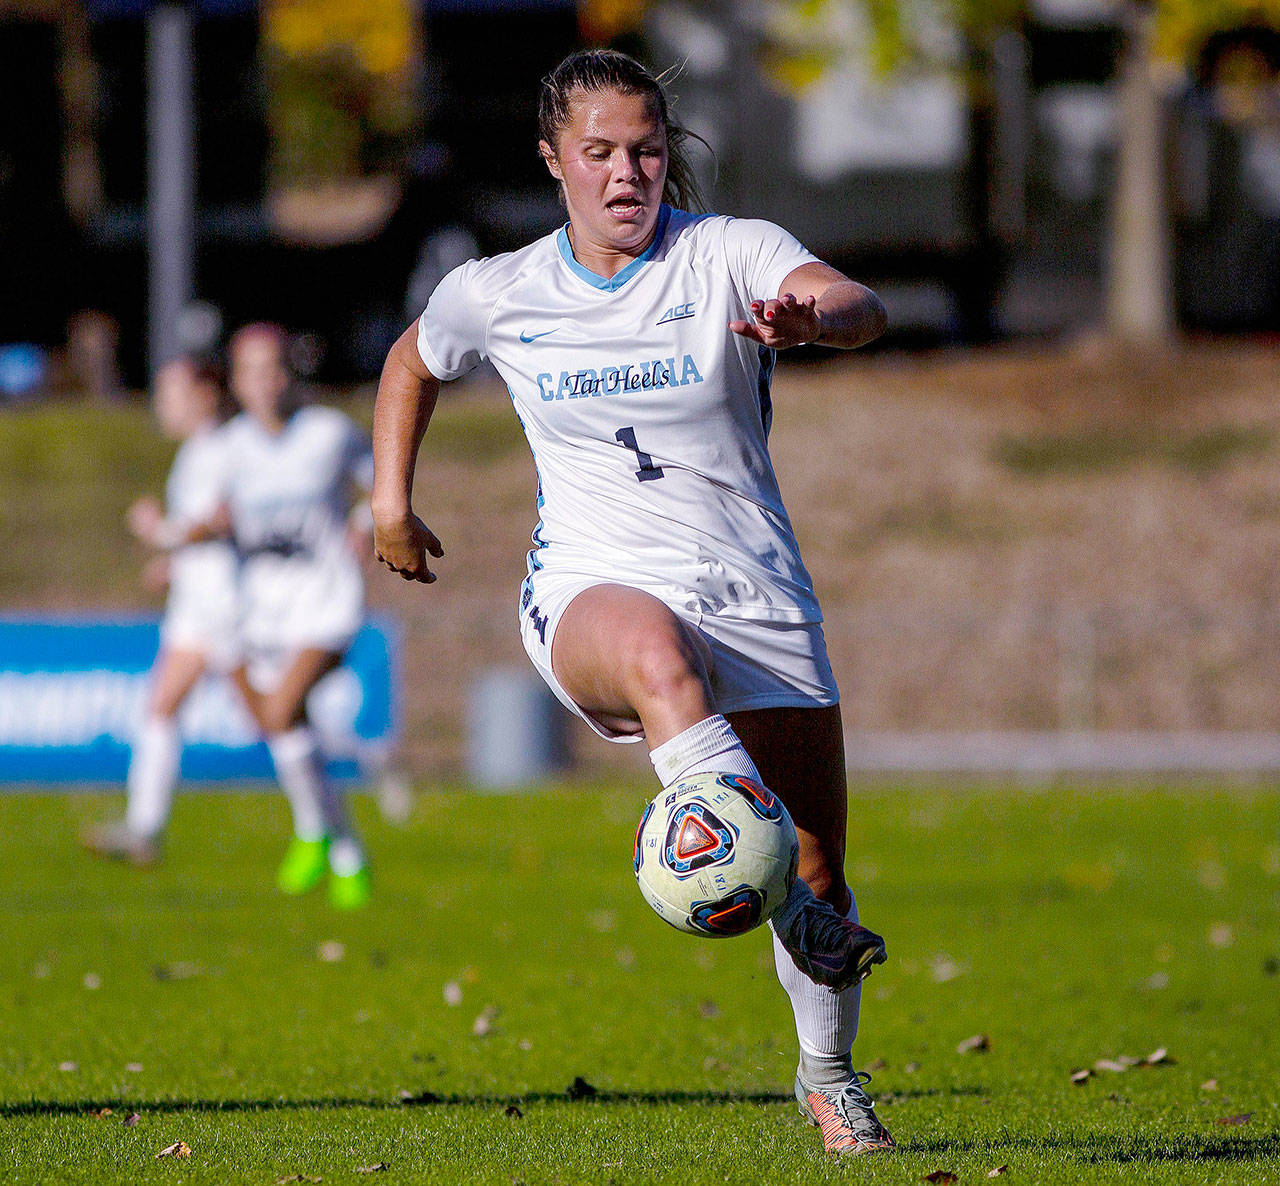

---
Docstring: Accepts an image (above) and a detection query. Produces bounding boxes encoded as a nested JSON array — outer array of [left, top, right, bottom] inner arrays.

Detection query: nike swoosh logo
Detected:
[[519, 329, 555, 343]]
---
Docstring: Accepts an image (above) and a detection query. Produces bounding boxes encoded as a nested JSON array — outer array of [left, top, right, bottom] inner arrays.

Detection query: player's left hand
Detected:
[[729, 292, 822, 350]]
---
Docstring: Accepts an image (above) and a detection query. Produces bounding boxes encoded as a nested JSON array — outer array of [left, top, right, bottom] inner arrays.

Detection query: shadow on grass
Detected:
[[1, 1083, 981, 1117], [909, 1133, 1280, 1165]]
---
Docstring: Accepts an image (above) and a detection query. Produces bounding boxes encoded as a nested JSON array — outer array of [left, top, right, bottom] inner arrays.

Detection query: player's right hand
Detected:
[[373, 512, 444, 583], [127, 496, 165, 545]]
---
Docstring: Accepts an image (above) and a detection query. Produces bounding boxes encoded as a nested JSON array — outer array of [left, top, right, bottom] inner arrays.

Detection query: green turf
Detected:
[[2, 783, 1278, 1183]]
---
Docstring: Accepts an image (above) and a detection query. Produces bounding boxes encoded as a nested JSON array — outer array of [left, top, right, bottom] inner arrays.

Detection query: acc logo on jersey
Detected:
[[657, 303, 696, 325]]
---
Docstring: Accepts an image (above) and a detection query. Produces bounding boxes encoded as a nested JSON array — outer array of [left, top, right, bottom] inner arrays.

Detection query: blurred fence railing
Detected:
[[828, 603, 1280, 775]]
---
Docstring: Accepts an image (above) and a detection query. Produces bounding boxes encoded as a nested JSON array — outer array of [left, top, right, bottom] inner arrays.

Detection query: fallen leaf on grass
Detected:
[[155, 1141, 191, 1159], [930, 956, 964, 983], [355, 1164, 389, 1174], [152, 962, 205, 982], [1201, 1079, 1219, 1091], [567, 1076, 597, 1100], [1217, 1113, 1253, 1126], [1208, 923, 1235, 948], [987, 1168, 1009, 1178], [923, 1172, 958, 1183], [92, 1108, 113, 1118], [123, 1113, 140, 1127], [504, 1105, 523, 1118], [957, 1034, 990, 1054]]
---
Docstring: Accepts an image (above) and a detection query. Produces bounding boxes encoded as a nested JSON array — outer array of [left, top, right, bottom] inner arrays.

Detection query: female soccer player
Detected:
[[85, 355, 239, 866], [221, 323, 375, 910], [372, 50, 894, 1152]]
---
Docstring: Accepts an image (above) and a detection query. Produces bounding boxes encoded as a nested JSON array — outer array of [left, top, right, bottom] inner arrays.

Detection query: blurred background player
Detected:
[[221, 322, 375, 909], [84, 354, 239, 865]]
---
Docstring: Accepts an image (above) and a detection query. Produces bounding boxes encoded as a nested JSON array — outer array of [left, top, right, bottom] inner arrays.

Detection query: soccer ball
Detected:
[[633, 772, 799, 937]]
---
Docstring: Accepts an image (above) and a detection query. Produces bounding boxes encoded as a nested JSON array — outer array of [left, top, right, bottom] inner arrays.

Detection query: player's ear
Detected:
[[539, 140, 563, 182]]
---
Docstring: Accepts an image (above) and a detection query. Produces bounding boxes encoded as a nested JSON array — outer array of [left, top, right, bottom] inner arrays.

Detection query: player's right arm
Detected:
[[371, 321, 446, 583]]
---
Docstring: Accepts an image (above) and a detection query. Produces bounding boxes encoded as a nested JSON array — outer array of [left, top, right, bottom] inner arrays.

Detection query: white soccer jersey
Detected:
[[162, 424, 238, 642], [218, 405, 373, 653], [416, 205, 824, 623]]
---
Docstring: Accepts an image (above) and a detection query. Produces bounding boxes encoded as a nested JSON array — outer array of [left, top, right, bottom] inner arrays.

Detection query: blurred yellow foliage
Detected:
[[578, 0, 651, 44], [264, 0, 414, 77], [1154, 0, 1280, 65], [758, 0, 1280, 85], [262, 0, 418, 186]]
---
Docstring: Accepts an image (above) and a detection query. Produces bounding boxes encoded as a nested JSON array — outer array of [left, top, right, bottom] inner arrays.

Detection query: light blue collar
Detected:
[[556, 204, 671, 292]]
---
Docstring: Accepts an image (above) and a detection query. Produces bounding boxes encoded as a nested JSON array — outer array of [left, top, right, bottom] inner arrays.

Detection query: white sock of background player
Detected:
[[266, 724, 361, 869], [124, 716, 181, 838]]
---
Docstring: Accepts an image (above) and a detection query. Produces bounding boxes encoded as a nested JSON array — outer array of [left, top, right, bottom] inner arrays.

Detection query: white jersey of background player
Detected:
[[84, 356, 239, 865], [219, 323, 375, 911], [375, 51, 894, 1155], [221, 405, 373, 662]]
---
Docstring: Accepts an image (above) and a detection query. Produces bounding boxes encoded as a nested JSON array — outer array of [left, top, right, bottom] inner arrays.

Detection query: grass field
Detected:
[[2, 781, 1278, 1184]]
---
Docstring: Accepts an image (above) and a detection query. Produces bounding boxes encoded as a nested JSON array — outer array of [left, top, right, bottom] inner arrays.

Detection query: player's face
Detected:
[[541, 87, 667, 264], [231, 336, 290, 426]]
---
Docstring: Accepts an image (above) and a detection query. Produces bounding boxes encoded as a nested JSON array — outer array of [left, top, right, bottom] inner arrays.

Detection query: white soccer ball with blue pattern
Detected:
[[633, 772, 799, 937]]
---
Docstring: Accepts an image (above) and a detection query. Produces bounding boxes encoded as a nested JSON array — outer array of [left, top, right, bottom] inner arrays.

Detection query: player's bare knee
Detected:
[[259, 701, 304, 736], [625, 629, 706, 706]]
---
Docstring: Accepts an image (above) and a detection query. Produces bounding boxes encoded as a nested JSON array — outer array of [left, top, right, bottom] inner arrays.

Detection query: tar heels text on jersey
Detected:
[[537, 354, 704, 401]]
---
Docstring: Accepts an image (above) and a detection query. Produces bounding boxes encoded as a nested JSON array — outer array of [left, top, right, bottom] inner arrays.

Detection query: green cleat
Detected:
[[328, 866, 372, 911], [277, 836, 330, 895]]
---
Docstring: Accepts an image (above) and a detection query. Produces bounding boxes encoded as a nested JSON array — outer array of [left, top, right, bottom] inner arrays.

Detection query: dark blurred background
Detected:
[[1, 0, 1278, 389]]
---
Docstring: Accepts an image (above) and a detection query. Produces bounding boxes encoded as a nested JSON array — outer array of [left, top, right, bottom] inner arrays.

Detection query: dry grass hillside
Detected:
[[365, 339, 1280, 775]]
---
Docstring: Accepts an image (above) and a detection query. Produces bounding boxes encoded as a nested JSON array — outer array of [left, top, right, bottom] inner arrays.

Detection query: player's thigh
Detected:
[[727, 703, 848, 891], [148, 647, 209, 717], [260, 647, 345, 733], [551, 583, 710, 727]]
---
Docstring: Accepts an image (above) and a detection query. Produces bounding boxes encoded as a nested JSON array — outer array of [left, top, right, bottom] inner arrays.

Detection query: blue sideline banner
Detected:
[[0, 615, 400, 784]]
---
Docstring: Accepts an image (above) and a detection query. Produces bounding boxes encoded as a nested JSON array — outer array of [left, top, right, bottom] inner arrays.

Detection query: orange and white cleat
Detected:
[[796, 1070, 897, 1155]]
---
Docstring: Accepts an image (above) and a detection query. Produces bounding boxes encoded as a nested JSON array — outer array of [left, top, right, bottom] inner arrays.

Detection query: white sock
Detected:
[[125, 716, 181, 837], [649, 715, 762, 786], [774, 893, 862, 1089], [328, 835, 366, 876], [267, 725, 350, 842]]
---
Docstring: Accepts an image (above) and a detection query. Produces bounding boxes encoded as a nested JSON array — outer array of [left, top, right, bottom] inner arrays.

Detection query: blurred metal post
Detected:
[[146, 2, 196, 378]]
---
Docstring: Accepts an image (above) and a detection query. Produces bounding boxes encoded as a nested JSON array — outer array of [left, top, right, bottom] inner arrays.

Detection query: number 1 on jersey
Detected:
[[615, 426, 665, 483]]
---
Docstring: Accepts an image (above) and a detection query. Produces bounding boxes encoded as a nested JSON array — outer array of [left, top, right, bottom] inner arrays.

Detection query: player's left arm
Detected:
[[729, 262, 887, 351]]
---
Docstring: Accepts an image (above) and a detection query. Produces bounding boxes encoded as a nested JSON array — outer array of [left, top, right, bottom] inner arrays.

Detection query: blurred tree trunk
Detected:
[[1106, 0, 1175, 345]]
